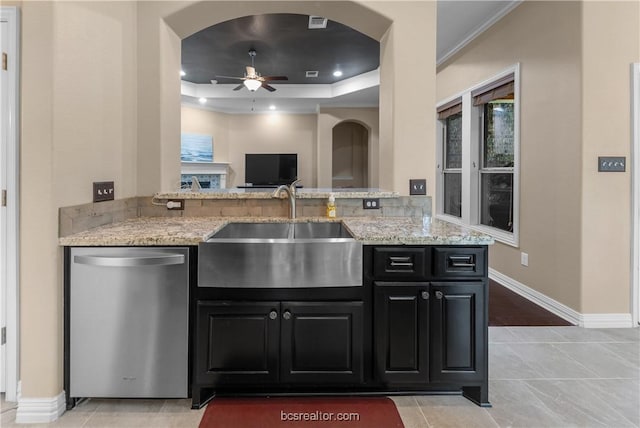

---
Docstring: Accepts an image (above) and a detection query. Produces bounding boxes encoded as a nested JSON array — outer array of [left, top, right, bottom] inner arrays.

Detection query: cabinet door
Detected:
[[430, 282, 486, 383], [280, 301, 363, 384], [195, 301, 280, 386], [374, 282, 430, 385]]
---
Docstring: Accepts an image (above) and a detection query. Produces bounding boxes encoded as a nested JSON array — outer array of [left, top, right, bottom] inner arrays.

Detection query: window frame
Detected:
[[436, 64, 520, 247], [442, 111, 463, 218]]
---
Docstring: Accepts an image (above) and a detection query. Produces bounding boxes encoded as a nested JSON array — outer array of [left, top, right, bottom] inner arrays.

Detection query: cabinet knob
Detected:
[[282, 310, 292, 320], [435, 291, 444, 299], [421, 291, 429, 300], [269, 310, 278, 320]]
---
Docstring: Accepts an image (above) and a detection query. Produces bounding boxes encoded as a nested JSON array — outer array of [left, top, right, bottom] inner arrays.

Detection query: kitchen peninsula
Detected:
[[60, 190, 493, 410]]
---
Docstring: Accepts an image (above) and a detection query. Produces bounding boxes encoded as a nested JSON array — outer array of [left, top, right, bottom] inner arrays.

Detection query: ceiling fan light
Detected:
[[244, 79, 262, 91]]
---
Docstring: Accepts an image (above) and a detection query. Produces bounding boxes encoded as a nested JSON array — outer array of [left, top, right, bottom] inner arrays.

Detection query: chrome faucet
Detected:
[[272, 179, 301, 219]]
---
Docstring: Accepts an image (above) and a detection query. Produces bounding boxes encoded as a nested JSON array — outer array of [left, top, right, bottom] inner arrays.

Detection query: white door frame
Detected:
[[1, 5, 20, 402], [632, 63, 640, 326]]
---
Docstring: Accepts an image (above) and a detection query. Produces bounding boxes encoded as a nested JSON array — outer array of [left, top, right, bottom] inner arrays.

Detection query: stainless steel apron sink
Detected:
[[198, 222, 362, 288]]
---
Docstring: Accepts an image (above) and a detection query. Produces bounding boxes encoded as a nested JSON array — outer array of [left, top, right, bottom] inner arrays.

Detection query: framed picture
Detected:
[[181, 133, 213, 162]]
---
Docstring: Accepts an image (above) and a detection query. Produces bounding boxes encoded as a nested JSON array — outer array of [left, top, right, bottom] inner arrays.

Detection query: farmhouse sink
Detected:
[[207, 222, 354, 241], [198, 222, 362, 288]]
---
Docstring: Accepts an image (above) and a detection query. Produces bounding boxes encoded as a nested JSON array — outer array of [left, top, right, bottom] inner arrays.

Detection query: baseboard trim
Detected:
[[489, 268, 635, 328], [581, 313, 634, 328], [15, 391, 66, 424]]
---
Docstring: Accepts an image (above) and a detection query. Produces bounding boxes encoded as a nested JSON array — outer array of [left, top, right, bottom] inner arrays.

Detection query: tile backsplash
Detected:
[[59, 195, 431, 237]]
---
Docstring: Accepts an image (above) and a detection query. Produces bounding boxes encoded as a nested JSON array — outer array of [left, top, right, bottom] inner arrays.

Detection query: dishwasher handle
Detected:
[[73, 253, 185, 267]]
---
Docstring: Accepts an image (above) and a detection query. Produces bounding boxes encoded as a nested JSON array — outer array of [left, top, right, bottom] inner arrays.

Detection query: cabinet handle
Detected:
[[435, 291, 444, 299], [282, 311, 292, 320], [269, 310, 278, 320], [449, 255, 476, 268], [74, 253, 185, 267], [421, 291, 429, 300], [389, 256, 414, 268]]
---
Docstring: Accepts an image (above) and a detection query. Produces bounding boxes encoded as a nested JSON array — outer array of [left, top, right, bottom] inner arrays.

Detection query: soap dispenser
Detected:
[[326, 193, 337, 218]]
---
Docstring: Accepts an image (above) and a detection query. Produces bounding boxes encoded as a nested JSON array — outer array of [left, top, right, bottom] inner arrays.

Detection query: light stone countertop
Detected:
[[59, 216, 494, 246], [155, 188, 400, 200]]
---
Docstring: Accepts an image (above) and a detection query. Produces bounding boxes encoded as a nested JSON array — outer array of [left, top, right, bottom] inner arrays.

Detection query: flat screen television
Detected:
[[244, 153, 298, 186]]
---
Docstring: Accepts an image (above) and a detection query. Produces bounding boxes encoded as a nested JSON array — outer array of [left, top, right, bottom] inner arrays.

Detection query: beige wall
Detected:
[[181, 105, 230, 163], [19, 1, 139, 398], [317, 108, 379, 188], [227, 113, 317, 187], [436, 0, 639, 315], [181, 106, 317, 187], [581, 1, 640, 313]]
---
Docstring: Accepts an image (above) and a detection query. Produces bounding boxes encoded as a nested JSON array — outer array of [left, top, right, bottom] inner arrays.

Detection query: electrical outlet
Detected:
[[363, 198, 380, 210], [167, 199, 184, 210], [409, 179, 427, 195], [521, 252, 529, 267], [93, 181, 114, 202]]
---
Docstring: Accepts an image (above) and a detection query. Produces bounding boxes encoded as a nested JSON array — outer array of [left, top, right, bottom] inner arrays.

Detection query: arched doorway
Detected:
[[332, 121, 369, 188], [141, 1, 395, 192]]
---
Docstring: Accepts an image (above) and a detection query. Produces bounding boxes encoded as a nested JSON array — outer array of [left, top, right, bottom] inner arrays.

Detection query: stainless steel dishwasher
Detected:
[[69, 247, 189, 398]]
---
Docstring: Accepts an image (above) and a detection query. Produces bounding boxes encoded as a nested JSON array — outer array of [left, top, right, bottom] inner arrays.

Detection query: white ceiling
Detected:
[[181, 1, 522, 114]]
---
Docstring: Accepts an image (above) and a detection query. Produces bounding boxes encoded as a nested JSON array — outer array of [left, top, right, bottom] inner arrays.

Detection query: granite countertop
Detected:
[[154, 188, 400, 200], [59, 216, 494, 246]]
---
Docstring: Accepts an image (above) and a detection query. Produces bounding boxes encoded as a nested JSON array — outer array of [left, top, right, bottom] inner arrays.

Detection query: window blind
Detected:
[[472, 73, 515, 106], [437, 98, 462, 120]]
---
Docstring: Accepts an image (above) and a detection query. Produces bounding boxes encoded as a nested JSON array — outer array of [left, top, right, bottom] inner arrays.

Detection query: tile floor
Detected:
[[2, 326, 638, 427]]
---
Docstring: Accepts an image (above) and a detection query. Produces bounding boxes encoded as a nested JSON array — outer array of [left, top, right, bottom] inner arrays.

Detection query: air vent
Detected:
[[305, 71, 319, 78], [308, 16, 328, 29]]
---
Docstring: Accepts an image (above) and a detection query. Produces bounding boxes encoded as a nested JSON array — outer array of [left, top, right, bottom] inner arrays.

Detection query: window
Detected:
[[479, 99, 514, 232], [436, 66, 519, 246], [438, 99, 463, 217]]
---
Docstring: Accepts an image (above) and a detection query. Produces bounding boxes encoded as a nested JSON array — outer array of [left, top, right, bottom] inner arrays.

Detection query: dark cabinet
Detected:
[[280, 301, 363, 384], [195, 301, 280, 386], [374, 282, 430, 385], [192, 244, 489, 408], [430, 282, 485, 383], [195, 300, 364, 389], [368, 245, 489, 406]]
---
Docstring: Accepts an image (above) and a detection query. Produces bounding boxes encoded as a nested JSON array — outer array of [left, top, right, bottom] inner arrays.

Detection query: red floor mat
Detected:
[[199, 396, 404, 428]]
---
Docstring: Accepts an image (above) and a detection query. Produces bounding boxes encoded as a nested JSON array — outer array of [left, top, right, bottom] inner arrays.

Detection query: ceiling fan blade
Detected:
[[261, 83, 276, 92], [232, 84, 245, 91], [262, 76, 288, 81], [246, 66, 256, 77], [215, 75, 245, 80]]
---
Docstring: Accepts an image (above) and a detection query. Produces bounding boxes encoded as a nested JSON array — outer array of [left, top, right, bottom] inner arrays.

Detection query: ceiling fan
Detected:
[[215, 49, 288, 92]]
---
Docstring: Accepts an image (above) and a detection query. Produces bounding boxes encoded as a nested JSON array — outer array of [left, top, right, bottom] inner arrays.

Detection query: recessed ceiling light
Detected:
[[333, 70, 343, 77], [269, 105, 276, 110], [198, 97, 207, 104], [180, 70, 186, 77]]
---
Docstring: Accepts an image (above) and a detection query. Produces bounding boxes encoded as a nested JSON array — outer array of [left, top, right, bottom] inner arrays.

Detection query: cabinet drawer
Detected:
[[372, 247, 427, 280], [432, 247, 486, 278]]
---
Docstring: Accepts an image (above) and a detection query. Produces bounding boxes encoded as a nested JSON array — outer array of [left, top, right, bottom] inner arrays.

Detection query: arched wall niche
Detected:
[[332, 120, 370, 188], [317, 109, 379, 188]]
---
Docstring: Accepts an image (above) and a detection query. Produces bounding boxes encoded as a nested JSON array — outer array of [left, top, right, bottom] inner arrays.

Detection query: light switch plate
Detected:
[[409, 179, 427, 195], [93, 181, 114, 202], [598, 156, 626, 172]]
